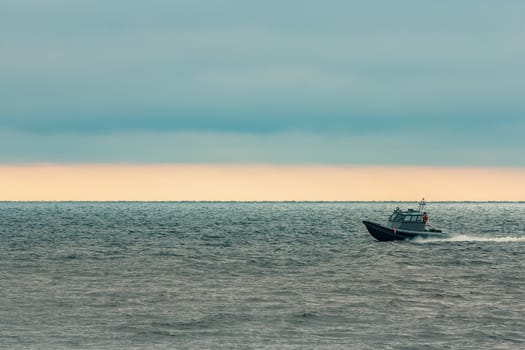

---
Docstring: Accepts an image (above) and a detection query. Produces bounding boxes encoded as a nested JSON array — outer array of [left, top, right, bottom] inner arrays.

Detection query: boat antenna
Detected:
[[418, 198, 426, 212]]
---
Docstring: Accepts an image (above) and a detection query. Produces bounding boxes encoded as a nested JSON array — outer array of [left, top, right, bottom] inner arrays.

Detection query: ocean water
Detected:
[[1, 202, 524, 350]]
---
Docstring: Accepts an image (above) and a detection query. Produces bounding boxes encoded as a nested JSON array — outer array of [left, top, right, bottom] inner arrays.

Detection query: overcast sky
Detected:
[[1, 0, 524, 165]]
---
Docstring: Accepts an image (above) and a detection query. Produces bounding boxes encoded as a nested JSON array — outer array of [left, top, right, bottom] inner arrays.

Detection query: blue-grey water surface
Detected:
[[1, 202, 524, 349]]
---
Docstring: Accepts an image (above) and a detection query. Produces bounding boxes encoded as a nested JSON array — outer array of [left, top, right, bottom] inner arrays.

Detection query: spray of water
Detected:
[[414, 234, 525, 243]]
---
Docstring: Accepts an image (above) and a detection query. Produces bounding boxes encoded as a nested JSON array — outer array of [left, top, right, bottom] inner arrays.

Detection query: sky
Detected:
[[1, 1, 524, 200]]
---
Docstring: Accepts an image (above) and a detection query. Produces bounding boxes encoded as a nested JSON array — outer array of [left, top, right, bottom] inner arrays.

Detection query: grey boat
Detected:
[[363, 200, 445, 241]]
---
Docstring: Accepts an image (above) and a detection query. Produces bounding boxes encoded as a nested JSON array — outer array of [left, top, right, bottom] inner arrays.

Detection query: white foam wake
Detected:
[[414, 234, 525, 243]]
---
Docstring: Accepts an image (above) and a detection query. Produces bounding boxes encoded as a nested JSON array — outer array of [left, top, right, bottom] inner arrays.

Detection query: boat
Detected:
[[363, 199, 445, 241]]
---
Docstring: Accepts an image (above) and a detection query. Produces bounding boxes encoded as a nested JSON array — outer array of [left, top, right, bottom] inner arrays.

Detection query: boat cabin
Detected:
[[388, 207, 427, 231]]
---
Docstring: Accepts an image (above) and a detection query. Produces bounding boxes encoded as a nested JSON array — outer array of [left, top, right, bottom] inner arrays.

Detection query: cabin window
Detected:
[[390, 213, 402, 222], [403, 215, 421, 222]]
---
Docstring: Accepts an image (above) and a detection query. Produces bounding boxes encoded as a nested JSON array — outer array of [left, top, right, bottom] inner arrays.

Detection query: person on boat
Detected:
[[422, 212, 429, 224]]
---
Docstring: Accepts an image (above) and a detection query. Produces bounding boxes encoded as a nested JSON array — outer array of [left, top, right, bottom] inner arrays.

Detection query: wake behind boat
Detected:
[[363, 199, 445, 241]]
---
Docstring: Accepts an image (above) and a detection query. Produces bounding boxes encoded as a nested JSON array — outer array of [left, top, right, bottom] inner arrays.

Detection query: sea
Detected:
[[1, 202, 524, 350]]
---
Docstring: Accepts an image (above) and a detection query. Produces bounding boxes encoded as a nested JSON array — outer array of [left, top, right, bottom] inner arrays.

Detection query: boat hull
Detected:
[[363, 220, 444, 242]]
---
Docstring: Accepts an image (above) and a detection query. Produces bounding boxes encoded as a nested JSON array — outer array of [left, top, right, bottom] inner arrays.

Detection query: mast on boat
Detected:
[[418, 198, 426, 212]]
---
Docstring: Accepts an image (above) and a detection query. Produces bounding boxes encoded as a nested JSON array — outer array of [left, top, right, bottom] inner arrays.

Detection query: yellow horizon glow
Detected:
[[0, 164, 524, 201]]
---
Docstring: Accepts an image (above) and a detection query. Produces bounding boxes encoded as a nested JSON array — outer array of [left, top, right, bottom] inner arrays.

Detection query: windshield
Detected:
[[389, 213, 402, 222]]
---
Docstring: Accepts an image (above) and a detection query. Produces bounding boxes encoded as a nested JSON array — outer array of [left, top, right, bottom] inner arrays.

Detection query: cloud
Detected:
[[1, 127, 524, 166], [1, 1, 524, 136], [0, 1, 524, 168]]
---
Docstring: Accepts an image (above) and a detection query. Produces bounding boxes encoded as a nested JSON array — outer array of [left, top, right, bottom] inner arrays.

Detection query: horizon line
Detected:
[[2, 200, 524, 204]]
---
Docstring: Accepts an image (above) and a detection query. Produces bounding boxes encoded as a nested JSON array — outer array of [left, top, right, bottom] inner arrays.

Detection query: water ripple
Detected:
[[0, 202, 524, 349]]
